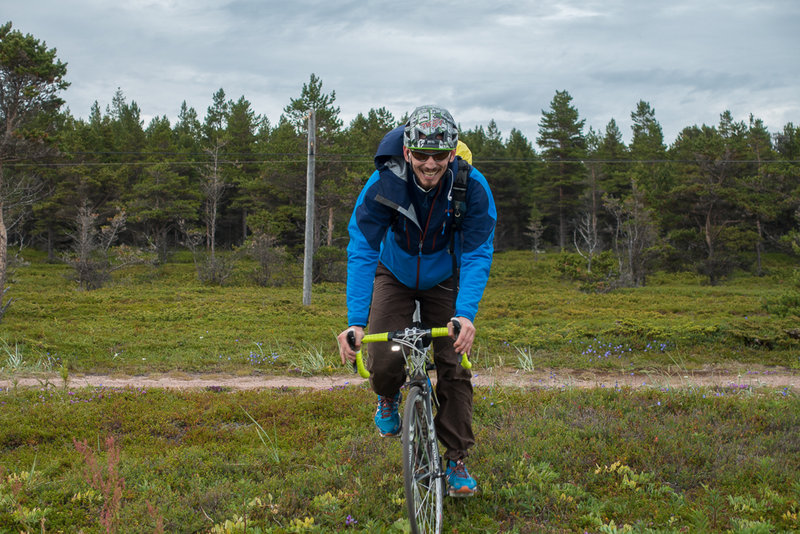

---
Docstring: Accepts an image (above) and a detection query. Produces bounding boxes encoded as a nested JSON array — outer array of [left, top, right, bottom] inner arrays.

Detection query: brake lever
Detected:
[[346, 330, 358, 374], [450, 319, 472, 370], [451, 318, 462, 340], [347, 329, 371, 378]]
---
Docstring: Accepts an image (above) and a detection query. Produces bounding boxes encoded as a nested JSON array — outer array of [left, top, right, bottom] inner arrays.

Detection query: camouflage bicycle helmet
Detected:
[[404, 105, 458, 151]]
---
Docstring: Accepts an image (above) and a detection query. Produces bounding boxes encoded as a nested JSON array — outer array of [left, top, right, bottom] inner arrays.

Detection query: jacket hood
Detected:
[[374, 125, 407, 180], [374, 125, 405, 168]]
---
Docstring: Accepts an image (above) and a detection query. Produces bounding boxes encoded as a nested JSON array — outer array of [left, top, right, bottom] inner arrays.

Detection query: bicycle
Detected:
[[347, 302, 472, 534]]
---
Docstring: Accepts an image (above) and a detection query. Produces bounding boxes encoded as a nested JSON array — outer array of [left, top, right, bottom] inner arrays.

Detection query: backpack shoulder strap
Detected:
[[451, 159, 471, 232], [449, 159, 471, 306]]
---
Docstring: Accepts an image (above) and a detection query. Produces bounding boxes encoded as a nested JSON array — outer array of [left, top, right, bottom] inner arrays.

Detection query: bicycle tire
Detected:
[[402, 385, 444, 534]]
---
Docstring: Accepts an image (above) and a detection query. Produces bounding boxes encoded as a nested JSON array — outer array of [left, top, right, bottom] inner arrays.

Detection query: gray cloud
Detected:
[[5, 0, 798, 147]]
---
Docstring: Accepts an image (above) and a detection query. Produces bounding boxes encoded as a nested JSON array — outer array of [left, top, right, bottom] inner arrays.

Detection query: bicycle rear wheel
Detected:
[[402, 385, 443, 534]]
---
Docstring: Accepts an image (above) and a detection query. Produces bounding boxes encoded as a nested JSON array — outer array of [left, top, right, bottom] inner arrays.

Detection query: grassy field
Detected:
[[1, 249, 799, 532], [1, 380, 798, 532], [2, 249, 799, 377]]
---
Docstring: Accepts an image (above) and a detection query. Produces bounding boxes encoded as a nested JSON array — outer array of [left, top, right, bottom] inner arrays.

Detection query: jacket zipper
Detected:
[[415, 183, 444, 288]]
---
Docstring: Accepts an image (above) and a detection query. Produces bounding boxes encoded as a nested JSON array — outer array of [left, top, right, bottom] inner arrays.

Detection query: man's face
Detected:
[[403, 146, 455, 190]]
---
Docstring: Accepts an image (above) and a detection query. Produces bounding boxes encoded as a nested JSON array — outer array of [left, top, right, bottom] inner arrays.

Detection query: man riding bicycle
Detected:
[[337, 105, 496, 496]]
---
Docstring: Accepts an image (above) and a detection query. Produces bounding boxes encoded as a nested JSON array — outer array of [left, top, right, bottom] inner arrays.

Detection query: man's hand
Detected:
[[337, 326, 364, 364], [448, 316, 476, 356]]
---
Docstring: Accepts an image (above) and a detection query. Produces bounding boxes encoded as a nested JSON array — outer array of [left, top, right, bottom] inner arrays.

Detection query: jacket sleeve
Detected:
[[454, 167, 496, 322], [346, 171, 391, 327]]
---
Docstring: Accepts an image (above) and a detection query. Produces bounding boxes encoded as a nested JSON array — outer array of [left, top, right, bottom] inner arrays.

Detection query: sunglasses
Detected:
[[410, 150, 452, 163]]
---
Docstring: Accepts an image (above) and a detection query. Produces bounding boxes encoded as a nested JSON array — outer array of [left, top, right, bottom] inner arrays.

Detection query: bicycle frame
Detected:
[[346, 312, 473, 534]]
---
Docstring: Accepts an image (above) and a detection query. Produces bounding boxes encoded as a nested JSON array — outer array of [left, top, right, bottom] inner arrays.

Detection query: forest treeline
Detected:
[[2, 22, 800, 298]]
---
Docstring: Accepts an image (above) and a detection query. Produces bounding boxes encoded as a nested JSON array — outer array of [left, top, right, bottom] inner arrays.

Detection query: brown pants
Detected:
[[366, 263, 475, 461]]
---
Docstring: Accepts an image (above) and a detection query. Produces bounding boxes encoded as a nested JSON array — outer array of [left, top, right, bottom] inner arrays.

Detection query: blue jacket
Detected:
[[346, 126, 496, 326]]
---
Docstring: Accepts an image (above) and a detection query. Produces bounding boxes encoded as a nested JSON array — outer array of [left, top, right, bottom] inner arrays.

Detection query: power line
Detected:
[[5, 148, 800, 168], [8, 158, 799, 169]]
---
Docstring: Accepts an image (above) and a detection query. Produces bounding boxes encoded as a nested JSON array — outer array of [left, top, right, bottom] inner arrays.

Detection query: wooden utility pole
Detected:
[[302, 110, 316, 306]]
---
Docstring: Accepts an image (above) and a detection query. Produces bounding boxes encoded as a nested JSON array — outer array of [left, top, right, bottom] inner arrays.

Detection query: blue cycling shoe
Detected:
[[374, 392, 402, 437], [446, 459, 478, 497]]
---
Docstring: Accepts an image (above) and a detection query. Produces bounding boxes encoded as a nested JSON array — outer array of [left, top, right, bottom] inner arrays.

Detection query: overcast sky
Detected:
[[6, 0, 799, 147]]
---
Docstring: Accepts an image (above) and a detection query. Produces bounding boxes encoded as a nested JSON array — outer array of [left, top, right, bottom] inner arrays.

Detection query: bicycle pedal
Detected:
[[448, 486, 478, 497]]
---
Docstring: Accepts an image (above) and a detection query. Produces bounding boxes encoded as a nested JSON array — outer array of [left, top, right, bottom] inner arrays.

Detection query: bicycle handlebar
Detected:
[[347, 321, 472, 379]]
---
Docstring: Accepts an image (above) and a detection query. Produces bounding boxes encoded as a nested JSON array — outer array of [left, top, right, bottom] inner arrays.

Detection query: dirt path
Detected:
[[2, 365, 797, 391]]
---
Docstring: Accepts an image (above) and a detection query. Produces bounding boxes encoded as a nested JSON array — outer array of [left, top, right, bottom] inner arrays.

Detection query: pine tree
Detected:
[[499, 127, 538, 249], [738, 115, 792, 275], [250, 119, 305, 251], [31, 111, 81, 260], [0, 22, 68, 317], [536, 90, 586, 250], [666, 112, 751, 284], [281, 74, 345, 254], [597, 118, 630, 198], [283, 73, 342, 146], [127, 115, 200, 262], [629, 101, 670, 201], [225, 95, 261, 244]]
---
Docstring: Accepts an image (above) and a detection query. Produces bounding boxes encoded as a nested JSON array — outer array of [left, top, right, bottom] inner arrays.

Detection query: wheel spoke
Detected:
[[403, 386, 443, 533]]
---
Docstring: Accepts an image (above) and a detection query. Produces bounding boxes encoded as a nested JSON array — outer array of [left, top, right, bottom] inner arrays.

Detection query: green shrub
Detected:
[[764, 269, 800, 318], [555, 251, 620, 293], [313, 246, 346, 283], [247, 232, 295, 287]]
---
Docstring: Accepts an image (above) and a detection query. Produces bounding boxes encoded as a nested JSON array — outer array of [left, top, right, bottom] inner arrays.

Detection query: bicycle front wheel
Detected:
[[402, 385, 444, 534]]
